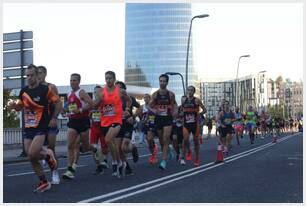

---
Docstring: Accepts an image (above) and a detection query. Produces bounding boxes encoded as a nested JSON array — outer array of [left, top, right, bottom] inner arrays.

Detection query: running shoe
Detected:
[[132, 146, 139, 163], [72, 163, 78, 172], [93, 165, 104, 175], [117, 163, 123, 178], [93, 147, 102, 162], [120, 162, 127, 178], [112, 164, 118, 176], [168, 144, 175, 160], [149, 154, 157, 164], [101, 160, 109, 169], [46, 149, 57, 170], [51, 170, 60, 185], [158, 160, 166, 170], [125, 163, 134, 176], [153, 144, 158, 155], [193, 159, 200, 167], [62, 170, 75, 180], [180, 158, 186, 165], [186, 150, 192, 161], [33, 181, 51, 193]]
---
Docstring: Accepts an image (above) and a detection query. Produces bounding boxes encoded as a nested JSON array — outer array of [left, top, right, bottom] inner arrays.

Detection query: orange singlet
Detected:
[[100, 85, 123, 127]]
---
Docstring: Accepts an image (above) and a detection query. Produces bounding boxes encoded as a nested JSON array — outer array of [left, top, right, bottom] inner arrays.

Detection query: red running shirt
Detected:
[[67, 89, 89, 119], [100, 85, 123, 127]]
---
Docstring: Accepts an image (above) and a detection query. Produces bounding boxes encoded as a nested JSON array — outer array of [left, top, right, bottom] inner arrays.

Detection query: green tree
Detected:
[[3, 89, 20, 128]]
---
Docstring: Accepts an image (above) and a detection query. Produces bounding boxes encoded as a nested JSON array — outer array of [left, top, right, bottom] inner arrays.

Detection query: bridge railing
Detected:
[[3, 128, 68, 145]]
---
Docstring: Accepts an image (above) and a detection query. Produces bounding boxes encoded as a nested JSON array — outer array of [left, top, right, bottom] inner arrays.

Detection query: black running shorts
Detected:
[[67, 118, 90, 134], [155, 115, 173, 130]]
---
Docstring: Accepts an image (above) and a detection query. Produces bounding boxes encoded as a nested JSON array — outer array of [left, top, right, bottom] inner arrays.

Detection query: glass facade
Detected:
[[125, 3, 196, 101]]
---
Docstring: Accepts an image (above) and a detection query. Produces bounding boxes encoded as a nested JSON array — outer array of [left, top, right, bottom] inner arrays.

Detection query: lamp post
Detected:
[[185, 14, 209, 88], [165, 72, 186, 96], [235, 55, 250, 109]]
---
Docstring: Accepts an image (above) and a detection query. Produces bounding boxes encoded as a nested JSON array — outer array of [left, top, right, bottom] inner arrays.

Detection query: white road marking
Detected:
[[79, 133, 298, 203], [7, 165, 87, 177]]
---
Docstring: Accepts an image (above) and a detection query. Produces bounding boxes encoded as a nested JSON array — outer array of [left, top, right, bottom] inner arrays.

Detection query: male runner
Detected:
[[181, 86, 206, 167], [37, 65, 61, 184], [8, 64, 62, 192], [148, 74, 178, 170]]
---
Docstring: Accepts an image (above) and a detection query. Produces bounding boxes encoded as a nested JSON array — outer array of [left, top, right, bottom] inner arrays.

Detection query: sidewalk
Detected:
[[3, 143, 69, 164], [3, 133, 217, 164], [2, 141, 151, 164]]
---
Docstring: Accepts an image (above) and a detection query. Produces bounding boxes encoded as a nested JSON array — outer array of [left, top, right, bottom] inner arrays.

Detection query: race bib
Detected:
[[185, 114, 196, 123], [68, 103, 78, 113], [148, 115, 155, 123], [224, 118, 232, 125], [158, 105, 168, 116], [92, 111, 101, 122], [102, 104, 116, 116], [25, 111, 39, 127]]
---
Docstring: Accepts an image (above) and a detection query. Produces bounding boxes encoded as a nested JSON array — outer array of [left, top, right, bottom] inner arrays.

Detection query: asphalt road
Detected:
[[3, 132, 303, 203]]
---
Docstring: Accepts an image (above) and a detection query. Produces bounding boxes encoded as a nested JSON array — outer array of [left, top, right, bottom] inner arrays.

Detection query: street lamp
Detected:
[[235, 55, 250, 108], [185, 14, 209, 88], [165, 72, 186, 96]]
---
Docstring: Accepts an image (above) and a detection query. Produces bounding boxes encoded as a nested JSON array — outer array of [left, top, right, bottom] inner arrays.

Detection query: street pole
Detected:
[[185, 14, 209, 88], [165, 72, 186, 96], [19, 30, 26, 157], [235, 55, 250, 110]]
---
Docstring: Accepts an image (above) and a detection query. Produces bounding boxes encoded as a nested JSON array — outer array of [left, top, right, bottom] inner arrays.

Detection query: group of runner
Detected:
[[214, 100, 301, 154], [8, 64, 301, 193]]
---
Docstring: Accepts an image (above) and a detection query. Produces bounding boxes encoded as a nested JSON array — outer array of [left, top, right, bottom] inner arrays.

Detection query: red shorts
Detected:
[[234, 124, 244, 133], [89, 124, 108, 154]]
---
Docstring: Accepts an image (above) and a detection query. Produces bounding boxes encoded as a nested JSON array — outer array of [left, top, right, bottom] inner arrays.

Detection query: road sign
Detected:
[[3, 40, 33, 51], [3, 78, 22, 89], [3, 68, 23, 78], [3, 50, 33, 68], [3, 31, 33, 41]]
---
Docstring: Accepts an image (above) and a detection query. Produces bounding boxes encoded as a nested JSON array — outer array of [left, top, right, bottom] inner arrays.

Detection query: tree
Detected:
[[3, 89, 20, 128]]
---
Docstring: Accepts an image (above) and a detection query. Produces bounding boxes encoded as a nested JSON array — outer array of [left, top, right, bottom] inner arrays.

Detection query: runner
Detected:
[[245, 105, 257, 144], [90, 71, 131, 178], [218, 100, 235, 155], [115, 81, 139, 177], [37, 65, 61, 184], [198, 112, 205, 144], [289, 117, 295, 134], [259, 110, 268, 138], [181, 86, 207, 167], [233, 106, 244, 145], [172, 105, 184, 163], [206, 117, 213, 138], [148, 74, 178, 170], [137, 93, 158, 164], [89, 85, 109, 175], [62, 73, 98, 180], [255, 111, 260, 138], [8, 64, 62, 192]]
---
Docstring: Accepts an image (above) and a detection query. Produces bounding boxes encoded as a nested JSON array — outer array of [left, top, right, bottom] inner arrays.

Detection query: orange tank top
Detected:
[[100, 85, 123, 127]]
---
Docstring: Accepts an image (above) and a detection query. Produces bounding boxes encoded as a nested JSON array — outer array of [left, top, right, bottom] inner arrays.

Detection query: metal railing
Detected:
[[3, 128, 68, 145]]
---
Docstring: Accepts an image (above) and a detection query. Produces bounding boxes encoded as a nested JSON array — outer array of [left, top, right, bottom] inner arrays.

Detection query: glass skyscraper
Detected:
[[125, 3, 197, 100]]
